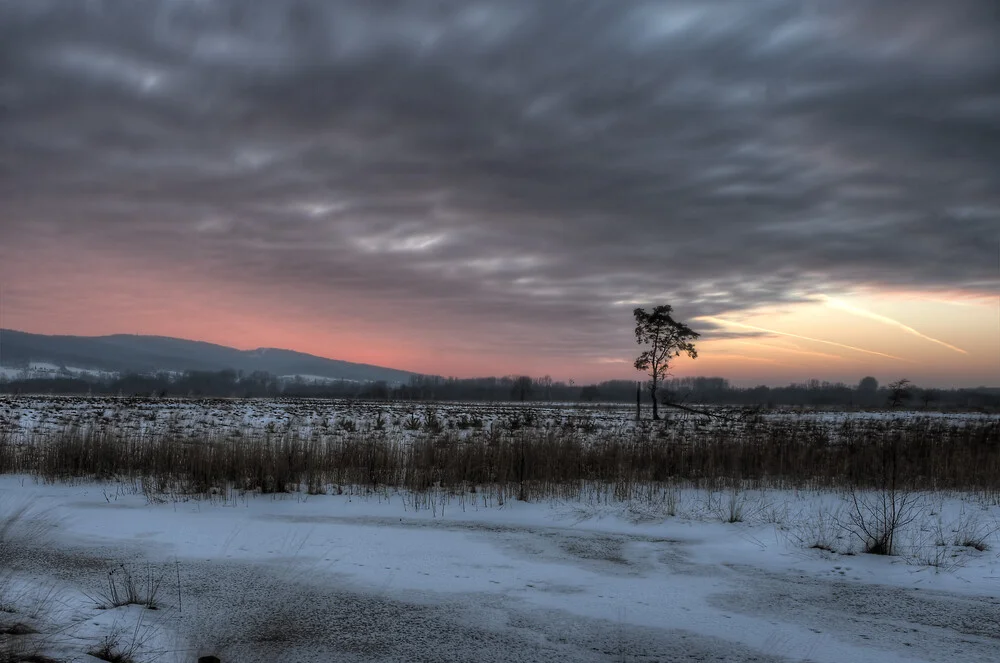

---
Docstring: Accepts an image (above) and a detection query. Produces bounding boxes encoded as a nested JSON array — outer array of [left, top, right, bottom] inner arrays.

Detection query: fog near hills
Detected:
[[0, 329, 415, 384]]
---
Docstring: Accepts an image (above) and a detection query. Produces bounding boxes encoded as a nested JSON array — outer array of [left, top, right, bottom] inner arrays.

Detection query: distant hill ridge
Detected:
[[0, 329, 415, 384]]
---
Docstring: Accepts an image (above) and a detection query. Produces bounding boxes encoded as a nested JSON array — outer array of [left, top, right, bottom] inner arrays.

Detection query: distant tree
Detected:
[[920, 388, 938, 410], [858, 376, 879, 393], [579, 385, 601, 402], [887, 379, 912, 409], [633, 305, 699, 420], [363, 380, 390, 400], [538, 375, 553, 401], [856, 376, 879, 407], [512, 375, 533, 402]]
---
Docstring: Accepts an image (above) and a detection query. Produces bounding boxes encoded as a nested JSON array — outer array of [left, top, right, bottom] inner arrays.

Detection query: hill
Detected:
[[0, 329, 415, 384]]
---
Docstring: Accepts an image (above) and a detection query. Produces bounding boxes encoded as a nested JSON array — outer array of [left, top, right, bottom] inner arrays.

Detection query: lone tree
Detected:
[[858, 376, 879, 394], [633, 305, 699, 420], [857, 375, 879, 407]]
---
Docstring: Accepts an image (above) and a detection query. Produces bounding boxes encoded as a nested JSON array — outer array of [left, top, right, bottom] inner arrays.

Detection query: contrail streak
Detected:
[[699, 316, 914, 362], [820, 296, 968, 355], [734, 341, 844, 361], [710, 353, 789, 366]]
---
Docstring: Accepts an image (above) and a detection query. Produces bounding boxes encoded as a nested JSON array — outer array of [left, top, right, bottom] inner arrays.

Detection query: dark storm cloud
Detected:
[[1, 0, 998, 355]]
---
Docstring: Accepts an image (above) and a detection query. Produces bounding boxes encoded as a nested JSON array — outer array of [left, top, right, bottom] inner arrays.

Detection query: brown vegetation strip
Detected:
[[1, 416, 998, 499]]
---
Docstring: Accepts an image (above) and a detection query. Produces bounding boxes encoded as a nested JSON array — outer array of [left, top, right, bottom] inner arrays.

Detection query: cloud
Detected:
[[819, 296, 969, 355], [1, 0, 997, 363], [697, 316, 914, 363]]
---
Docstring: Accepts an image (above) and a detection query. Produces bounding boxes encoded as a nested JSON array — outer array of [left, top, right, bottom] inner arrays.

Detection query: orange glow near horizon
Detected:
[[1, 246, 997, 387], [685, 291, 998, 387]]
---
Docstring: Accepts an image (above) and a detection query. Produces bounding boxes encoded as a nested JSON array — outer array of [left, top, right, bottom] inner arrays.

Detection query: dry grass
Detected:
[[1, 414, 996, 501], [87, 613, 156, 663], [87, 564, 164, 611]]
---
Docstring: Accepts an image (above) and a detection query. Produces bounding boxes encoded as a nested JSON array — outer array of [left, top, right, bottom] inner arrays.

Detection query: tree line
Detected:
[[0, 303, 993, 411], [0, 369, 997, 410]]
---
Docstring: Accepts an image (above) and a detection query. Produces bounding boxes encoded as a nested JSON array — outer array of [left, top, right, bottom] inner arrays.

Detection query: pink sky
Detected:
[[2, 244, 996, 387], [2, 1, 998, 388]]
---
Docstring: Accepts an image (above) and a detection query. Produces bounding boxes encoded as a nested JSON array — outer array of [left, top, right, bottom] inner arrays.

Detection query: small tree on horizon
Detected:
[[633, 305, 699, 420], [857, 375, 879, 408], [858, 376, 879, 393], [887, 378, 912, 409], [511, 375, 533, 402]]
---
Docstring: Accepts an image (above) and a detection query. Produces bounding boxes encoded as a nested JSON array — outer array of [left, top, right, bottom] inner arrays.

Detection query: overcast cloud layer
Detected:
[[1, 0, 998, 365]]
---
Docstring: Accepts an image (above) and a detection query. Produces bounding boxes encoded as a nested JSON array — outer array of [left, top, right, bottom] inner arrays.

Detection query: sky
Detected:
[[1, 0, 998, 387]]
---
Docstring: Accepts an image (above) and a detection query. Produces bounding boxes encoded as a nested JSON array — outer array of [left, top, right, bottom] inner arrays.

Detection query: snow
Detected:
[[0, 363, 117, 381], [278, 374, 361, 384], [1, 395, 993, 444], [2, 478, 999, 662]]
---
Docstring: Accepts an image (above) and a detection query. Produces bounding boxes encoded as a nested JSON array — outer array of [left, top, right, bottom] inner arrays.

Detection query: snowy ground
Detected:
[[2, 478, 999, 662], [0, 363, 118, 382], [0, 396, 638, 441], [0, 395, 991, 444]]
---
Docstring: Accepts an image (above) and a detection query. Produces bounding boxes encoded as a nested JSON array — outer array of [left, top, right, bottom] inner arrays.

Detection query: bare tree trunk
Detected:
[[651, 381, 659, 420]]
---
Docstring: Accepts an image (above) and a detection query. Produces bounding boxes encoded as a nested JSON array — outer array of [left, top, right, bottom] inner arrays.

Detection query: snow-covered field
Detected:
[[2, 397, 998, 660], [2, 478, 999, 662], [0, 363, 118, 382], [0, 395, 992, 443]]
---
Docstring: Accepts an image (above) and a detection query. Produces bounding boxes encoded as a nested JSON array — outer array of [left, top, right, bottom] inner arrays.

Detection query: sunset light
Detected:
[[1, 4, 998, 662], [0, 0, 996, 391]]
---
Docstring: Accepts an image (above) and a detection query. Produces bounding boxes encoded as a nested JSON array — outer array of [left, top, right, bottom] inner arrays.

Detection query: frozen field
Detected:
[[0, 395, 992, 442], [2, 396, 998, 661], [2, 477, 999, 662]]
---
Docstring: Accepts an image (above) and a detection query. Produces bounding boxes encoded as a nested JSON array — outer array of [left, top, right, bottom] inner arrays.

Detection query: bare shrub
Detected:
[[90, 564, 163, 611], [800, 507, 847, 553], [843, 488, 922, 556], [85, 611, 162, 663], [903, 508, 999, 571], [1, 631, 56, 663], [725, 488, 746, 523], [949, 508, 997, 552], [88, 616, 151, 663], [622, 485, 683, 523], [664, 487, 680, 517], [907, 523, 963, 572], [839, 430, 926, 555], [755, 500, 789, 526], [402, 413, 422, 431]]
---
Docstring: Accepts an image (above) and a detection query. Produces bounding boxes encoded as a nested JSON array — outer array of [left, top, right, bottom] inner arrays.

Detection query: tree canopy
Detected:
[[633, 305, 699, 420]]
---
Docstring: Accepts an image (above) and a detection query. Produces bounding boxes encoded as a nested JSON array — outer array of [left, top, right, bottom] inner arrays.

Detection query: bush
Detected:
[[843, 488, 921, 555]]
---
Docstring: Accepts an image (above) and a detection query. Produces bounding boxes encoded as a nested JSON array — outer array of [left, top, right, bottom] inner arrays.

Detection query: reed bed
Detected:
[[2, 414, 997, 501]]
